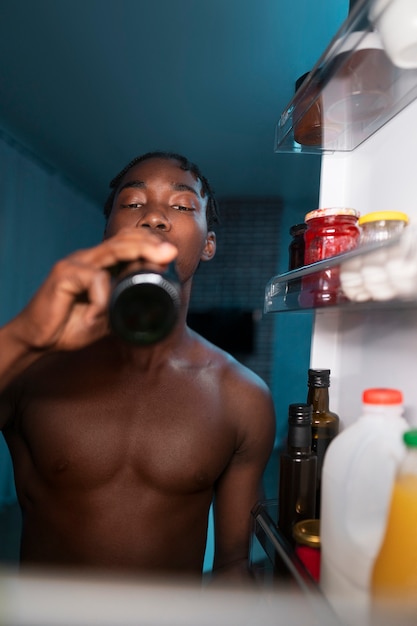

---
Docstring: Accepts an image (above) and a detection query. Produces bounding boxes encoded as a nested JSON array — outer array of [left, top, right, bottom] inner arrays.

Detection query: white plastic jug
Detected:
[[320, 388, 408, 625]]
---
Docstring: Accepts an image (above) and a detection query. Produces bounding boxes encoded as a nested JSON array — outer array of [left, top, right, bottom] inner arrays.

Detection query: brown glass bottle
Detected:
[[307, 369, 339, 516], [288, 223, 307, 271], [285, 223, 307, 309], [278, 403, 317, 546]]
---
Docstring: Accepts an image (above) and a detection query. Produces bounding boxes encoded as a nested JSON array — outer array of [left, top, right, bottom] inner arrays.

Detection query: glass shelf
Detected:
[[275, 0, 417, 154], [250, 501, 339, 622], [265, 227, 417, 313], [250, 501, 318, 590]]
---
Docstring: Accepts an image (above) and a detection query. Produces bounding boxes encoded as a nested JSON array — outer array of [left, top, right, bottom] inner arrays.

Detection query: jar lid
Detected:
[[305, 207, 360, 222], [292, 519, 320, 547], [362, 388, 403, 405], [358, 211, 409, 225]]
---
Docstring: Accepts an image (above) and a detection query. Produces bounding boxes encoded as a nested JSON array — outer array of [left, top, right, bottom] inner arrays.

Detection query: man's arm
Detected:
[[0, 229, 177, 394], [211, 371, 276, 583]]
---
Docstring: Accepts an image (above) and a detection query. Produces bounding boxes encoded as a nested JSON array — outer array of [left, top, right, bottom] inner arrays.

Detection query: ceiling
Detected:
[[0, 0, 348, 209]]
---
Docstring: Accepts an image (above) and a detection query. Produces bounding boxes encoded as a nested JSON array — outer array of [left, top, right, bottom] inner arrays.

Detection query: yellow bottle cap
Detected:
[[358, 211, 409, 225]]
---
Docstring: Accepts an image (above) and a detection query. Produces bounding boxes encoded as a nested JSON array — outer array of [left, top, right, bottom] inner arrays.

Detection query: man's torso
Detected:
[[3, 335, 239, 574]]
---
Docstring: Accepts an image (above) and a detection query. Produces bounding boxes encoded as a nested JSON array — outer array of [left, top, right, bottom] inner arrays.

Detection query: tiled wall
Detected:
[[189, 197, 283, 388]]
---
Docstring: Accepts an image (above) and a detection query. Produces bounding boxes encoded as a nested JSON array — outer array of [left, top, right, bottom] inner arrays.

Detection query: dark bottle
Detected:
[[288, 223, 307, 271], [322, 0, 394, 129], [307, 369, 340, 516], [285, 223, 307, 309], [293, 71, 322, 147], [109, 261, 181, 346], [278, 403, 317, 546]]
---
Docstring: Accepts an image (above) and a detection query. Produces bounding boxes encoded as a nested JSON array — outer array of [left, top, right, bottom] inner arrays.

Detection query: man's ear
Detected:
[[201, 231, 216, 262]]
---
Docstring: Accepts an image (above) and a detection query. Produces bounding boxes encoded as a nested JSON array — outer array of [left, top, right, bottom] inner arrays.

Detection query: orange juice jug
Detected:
[[372, 429, 417, 598]]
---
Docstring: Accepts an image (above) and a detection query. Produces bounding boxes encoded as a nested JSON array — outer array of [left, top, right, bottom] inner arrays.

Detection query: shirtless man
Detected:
[[0, 152, 275, 580]]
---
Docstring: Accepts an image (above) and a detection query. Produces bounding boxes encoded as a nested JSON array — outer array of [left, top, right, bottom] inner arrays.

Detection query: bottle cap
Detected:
[[308, 369, 330, 387], [295, 72, 310, 91], [288, 403, 312, 425], [288, 404, 312, 449], [289, 223, 307, 237], [403, 429, 417, 448], [292, 519, 320, 547], [305, 207, 360, 222], [359, 211, 409, 225], [362, 388, 403, 405]]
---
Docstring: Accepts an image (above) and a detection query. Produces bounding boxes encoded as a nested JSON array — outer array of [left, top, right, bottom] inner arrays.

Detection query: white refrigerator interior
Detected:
[[312, 97, 417, 428]]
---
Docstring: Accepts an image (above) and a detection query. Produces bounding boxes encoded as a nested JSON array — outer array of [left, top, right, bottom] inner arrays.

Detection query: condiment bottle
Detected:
[[293, 71, 322, 147], [358, 210, 409, 245], [340, 211, 409, 303], [359, 211, 409, 302], [285, 223, 307, 308], [288, 223, 307, 270], [293, 70, 342, 149], [320, 388, 408, 624], [306, 369, 339, 515], [278, 403, 317, 545], [293, 519, 321, 582], [299, 207, 360, 308], [324, 0, 394, 128], [372, 429, 417, 600]]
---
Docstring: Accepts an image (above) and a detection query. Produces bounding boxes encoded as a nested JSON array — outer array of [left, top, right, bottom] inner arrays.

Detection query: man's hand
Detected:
[[0, 229, 177, 388]]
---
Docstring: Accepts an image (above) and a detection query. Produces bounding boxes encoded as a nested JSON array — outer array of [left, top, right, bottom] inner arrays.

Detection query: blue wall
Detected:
[[0, 132, 104, 506], [272, 200, 315, 448]]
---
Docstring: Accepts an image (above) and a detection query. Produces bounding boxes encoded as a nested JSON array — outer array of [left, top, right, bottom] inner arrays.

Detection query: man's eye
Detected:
[[173, 205, 193, 212], [121, 203, 143, 209]]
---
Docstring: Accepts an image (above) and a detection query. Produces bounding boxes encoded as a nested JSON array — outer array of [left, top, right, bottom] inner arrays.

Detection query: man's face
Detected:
[[105, 157, 216, 281]]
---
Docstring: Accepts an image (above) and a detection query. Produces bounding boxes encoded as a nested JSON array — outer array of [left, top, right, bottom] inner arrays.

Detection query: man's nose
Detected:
[[136, 205, 171, 231]]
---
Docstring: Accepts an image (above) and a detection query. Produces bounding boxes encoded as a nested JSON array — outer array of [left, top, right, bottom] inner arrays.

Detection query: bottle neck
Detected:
[[362, 404, 404, 419], [287, 445, 312, 457], [307, 386, 330, 412], [288, 423, 312, 452], [348, 0, 370, 31]]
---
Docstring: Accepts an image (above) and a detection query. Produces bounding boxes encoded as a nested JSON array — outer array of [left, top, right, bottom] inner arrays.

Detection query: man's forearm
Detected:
[[0, 318, 43, 392], [209, 557, 255, 586]]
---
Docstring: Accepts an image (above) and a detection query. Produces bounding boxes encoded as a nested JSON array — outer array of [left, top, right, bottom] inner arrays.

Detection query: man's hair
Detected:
[[103, 151, 220, 230]]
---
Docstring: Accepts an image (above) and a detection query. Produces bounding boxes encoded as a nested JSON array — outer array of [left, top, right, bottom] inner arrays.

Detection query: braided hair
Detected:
[[103, 151, 220, 230]]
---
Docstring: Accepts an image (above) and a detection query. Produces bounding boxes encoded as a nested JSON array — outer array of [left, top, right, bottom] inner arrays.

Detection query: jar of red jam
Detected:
[[299, 207, 360, 307]]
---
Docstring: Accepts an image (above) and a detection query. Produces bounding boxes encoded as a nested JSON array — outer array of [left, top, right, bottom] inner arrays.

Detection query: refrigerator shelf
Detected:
[[275, 0, 417, 154], [265, 227, 417, 313], [249, 500, 340, 624]]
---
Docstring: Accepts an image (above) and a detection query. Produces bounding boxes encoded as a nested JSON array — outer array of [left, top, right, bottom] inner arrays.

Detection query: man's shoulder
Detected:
[[190, 330, 273, 412], [205, 347, 276, 457]]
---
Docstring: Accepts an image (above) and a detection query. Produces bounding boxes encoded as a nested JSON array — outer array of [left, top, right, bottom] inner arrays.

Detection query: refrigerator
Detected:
[[269, 0, 417, 421], [2, 1, 416, 624], [261, 0, 417, 624]]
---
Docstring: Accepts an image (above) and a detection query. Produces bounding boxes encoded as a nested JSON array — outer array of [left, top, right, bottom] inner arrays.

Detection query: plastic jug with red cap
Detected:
[[320, 388, 409, 624]]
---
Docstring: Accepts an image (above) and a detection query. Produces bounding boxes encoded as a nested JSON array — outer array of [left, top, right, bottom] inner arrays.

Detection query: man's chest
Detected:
[[12, 367, 236, 494]]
